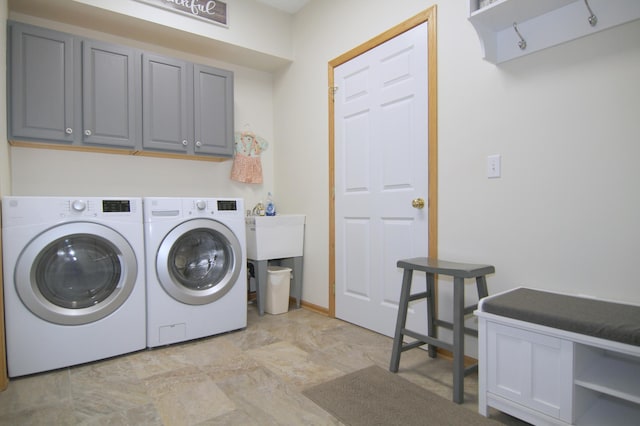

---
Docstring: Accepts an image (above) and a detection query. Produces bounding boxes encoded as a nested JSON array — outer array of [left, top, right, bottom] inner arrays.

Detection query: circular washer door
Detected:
[[156, 218, 242, 305], [14, 222, 138, 325]]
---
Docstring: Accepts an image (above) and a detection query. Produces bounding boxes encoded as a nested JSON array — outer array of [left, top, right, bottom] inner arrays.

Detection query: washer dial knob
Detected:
[[195, 200, 206, 210], [71, 200, 87, 212]]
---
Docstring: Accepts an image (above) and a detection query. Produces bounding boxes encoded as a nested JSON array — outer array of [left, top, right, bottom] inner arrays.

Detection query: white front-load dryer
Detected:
[[143, 197, 246, 347], [1, 196, 146, 377]]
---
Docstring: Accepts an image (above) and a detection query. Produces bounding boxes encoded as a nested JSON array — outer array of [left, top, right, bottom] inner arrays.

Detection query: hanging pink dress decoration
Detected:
[[230, 130, 268, 184]]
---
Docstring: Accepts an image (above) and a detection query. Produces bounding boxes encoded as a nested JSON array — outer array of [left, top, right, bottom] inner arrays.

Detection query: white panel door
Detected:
[[334, 22, 429, 337]]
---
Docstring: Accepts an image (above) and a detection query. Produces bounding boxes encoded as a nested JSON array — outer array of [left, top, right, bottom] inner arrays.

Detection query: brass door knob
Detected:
[[411, 198, 425, 209]]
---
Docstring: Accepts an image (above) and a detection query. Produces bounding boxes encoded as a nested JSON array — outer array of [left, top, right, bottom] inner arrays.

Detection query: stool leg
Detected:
[[475, 275, 489, 299], [426, 272, 437, 358], [452, 276, 465, 404], [390, 268, 413, 373]]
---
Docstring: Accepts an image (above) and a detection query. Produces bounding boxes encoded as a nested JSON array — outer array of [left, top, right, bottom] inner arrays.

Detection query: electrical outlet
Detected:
[[487, 154, 501, 178]]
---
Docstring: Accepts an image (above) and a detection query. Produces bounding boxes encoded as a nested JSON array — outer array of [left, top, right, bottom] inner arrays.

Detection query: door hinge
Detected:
[[329, 86, 338, 101]]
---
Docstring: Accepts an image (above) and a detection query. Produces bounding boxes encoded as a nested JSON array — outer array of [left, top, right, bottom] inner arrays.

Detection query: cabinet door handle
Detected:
[[84, 130, 92, 136], [195, 141, 202, 148], [182, 140, 188, 147], [65, 128, 73, 135]]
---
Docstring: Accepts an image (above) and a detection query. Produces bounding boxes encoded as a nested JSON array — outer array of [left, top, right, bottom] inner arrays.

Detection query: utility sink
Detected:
[[245, 215, 305, 260]]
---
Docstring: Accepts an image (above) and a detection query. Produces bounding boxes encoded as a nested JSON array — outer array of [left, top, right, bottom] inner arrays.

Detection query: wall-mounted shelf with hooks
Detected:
[[468, 0, 640, 64]]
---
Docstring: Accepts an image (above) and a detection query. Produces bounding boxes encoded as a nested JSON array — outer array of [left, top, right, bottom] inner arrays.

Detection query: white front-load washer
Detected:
[[143, 197, 246, 347], [1, 196, 146, 377]]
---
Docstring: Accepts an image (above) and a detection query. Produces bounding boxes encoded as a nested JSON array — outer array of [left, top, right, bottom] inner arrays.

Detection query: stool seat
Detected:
[[390, 257, 494, 404], [397, 258, 495, 278]]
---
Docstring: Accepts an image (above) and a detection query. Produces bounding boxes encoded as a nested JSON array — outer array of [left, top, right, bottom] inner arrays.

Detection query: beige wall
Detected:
[[274, 0, 640, 311]]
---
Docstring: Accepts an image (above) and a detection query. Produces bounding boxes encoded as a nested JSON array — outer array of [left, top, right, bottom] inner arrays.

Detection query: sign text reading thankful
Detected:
[[136, 0, 228, 26]]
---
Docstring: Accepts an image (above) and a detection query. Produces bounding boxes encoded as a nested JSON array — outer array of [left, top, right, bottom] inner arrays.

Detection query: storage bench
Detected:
[[476, 287, 640, 425]]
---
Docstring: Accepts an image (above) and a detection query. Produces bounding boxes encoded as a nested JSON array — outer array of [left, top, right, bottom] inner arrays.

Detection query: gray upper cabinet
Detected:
[[9, 23, 75, 143], [142, 54, 191, 153], [143, 54, 234, 157], [8, 22, 234, 158], [193, 64, 234, 157], [82, 40, 140, 148], [8, 22, 140, 149]]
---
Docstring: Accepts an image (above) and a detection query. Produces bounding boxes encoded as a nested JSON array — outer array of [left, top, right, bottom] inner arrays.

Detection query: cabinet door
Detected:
[[82, 40, 140, 148], [487, 322, 573, 422], [193, 64, 234, 156], [9, 23, 75, 143], [142, 54, 191, 153]]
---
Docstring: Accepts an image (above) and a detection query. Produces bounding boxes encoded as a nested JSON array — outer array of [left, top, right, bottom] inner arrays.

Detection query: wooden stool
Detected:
[[389, 257, 495, 404]]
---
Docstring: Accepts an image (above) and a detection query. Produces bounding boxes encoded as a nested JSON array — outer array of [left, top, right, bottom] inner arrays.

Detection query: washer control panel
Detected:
[[65, 199, 134, 215], [1, 196, 141, 226], [217, 200, 238, 211], [102, 200, 132, 213]]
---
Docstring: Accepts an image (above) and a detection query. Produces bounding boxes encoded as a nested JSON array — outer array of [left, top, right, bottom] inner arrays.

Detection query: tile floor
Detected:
[[0, 302, 529, 425]]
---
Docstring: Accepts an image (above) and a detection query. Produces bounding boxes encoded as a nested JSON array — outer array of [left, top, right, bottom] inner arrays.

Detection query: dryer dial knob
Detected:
[[71, 200, 87, 212], [195, 200, 206, 210]]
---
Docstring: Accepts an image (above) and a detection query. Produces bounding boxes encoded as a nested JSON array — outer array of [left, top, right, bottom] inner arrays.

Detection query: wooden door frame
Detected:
[[328, 6, 438, 317]]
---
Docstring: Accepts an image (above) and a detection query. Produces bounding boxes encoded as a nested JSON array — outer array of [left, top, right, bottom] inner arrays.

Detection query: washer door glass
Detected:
[[36, 235, 121, 309], [156, 219, 242, 305], [15, 222, 138, 325]]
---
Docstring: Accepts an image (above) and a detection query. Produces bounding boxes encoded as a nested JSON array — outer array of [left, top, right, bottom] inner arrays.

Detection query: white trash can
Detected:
[[265, 266, 292, 314]]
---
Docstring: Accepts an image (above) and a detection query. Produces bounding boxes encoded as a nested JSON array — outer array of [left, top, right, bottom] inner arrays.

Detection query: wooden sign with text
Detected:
[[135, 0, 228, 27]]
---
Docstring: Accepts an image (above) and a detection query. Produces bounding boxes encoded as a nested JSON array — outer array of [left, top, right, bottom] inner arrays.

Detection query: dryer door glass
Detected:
[[169, 229, 231, 290], [156, 218, 242, 305], [35, 234, 121, 309]]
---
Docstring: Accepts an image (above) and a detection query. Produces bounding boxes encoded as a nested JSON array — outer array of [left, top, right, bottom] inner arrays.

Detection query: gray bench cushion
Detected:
[[481, 288, 640, 347]]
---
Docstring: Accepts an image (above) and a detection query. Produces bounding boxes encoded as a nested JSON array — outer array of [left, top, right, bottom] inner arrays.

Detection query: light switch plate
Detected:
[[487, 154, 501, 178]]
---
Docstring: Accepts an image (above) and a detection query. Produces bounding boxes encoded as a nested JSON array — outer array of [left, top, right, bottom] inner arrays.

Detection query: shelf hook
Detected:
[[513, 22, 527, 50], [584, 0, 598, 27]]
